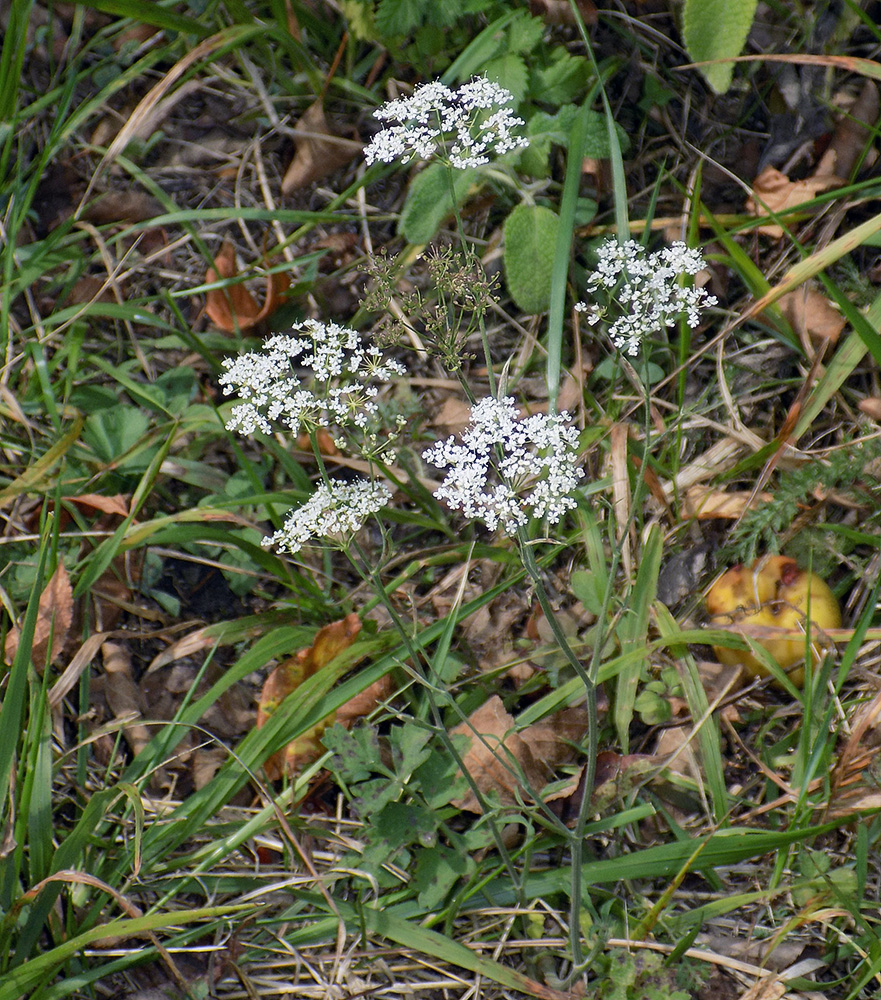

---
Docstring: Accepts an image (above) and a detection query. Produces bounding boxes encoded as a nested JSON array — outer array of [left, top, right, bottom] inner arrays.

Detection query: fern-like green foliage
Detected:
[[725, 437, 881, 565], [682, 0, 759, 95]]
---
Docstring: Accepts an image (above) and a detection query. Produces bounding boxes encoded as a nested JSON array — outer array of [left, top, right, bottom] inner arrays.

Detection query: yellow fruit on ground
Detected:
[[706, 555, 841, 687]]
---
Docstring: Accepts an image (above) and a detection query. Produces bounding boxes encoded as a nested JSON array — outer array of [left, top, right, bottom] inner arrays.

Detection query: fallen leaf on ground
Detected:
[[102, 641, 153, 760], [778, 287, 845, 345], [258, 613, 361, 780], [204, 240, 289, 332], [814, 80, 879, 180], [858, 397, 881, 422], [281, 100, 362, 194], [450, 696, 587, 813], [4, 561, 73, 668], [451, 697, 549, 812], [682, 483, 772, 520], [746, 167, 843, 238], [529, 0, 597, 25]]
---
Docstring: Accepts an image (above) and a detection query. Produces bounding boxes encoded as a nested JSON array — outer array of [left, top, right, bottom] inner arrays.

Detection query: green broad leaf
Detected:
[[484, 53, 529, 104], [682, 0, 759, 94], [393, 722, 433, 774], [532, 50, 591, 105], [570, 569, 605, 617], [82, 406, 152, 469], [399, 163, 479, 245], [375, 0, 424, 37], [342, 0, 377, 40], [503, 203, 560, 314], [506, 12, 545, 54], [414, 844, 472, 910]]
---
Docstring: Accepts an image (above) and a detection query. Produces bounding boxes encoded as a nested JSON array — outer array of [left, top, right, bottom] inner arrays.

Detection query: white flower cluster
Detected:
[[263, 479, 392, 555], [364, 77, 529, 169], [576, 239, 716, 356], [423, 396, 583, 533], [220, 319, 406, 436]]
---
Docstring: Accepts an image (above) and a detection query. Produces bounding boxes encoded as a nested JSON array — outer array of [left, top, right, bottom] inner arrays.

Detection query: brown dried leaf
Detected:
[[746, 166, 843, 238], [5, 561, 73, 668], [521, 707, 589, 770], [778, 287, 845, 345], [528, 0, 597, 25], [335, 674, 396, 730], [68, 493, 131, 517], [281, 100, 362, 194], [682, 483, 772, 520], [858, 397, 881, 422], [814, 80, 879, 180], [451, 696, 563, 814], [103, 641, 152, 758], [204, 240, 290, 332], [258, 613, 361, 780]]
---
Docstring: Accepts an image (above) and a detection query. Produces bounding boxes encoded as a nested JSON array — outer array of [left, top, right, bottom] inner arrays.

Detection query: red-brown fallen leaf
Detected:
[[281, 100, 362, 194], [258, 613, 361, 780], [296, 428, 340, 456], [814, 80, 879, 181], [529, 0, 597, 25], [778, 287, 845, 345], [335, 673, 396, 730], [858, 397, 881, 422], [204, 240, 290, 332], [746, 167, 843, 239], [4, 561, 73, 669], [682, 484, 772, 520], [102, 640, 152, 758], [68, 493, 130, 517], [450, 696, 587, 813]]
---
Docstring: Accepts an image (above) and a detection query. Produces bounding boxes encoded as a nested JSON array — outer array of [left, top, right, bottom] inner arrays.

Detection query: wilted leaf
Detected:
[[281, 100, 362, 194], [258, 613, 361, 780], [451, 696, 549, 813], [814, 80, 879, 180], [682, 483, 772, 520], [103, 641, 152, 759], [746, 167, 843, 238], [451, 698, 586, 813], [778, 287, 846, 345], [204, 240, 289, 332], [5, 561, 73, 669], [335, 673, 396, 730], [529, 0, 597, 26]]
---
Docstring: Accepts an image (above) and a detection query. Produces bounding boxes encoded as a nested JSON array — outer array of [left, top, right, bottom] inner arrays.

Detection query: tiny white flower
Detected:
[[578, 239, 717, 356], [364, 77, 529, 170], [220, 319, 406, 438], [423, 396, 583, 533], [263, 479, 391, 555]]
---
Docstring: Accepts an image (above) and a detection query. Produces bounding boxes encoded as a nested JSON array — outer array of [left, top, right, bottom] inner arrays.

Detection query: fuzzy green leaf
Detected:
[[375, 0, 423, 37], [503, 203, 560, 314], [398, 163, 479, 245], [682, 0, 759, 94]]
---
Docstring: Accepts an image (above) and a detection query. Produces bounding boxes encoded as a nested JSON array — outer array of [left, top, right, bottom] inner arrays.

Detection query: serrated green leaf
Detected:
[[682, 0, 759, 94], [506, 11, 545, 54], [343, 0, 377, 40], [375, 0, 423, 37], [503, 203, 560, 314], [532, 50, 591, 105], [399, 163, 479, 245], [484, 53, 529, 104]]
